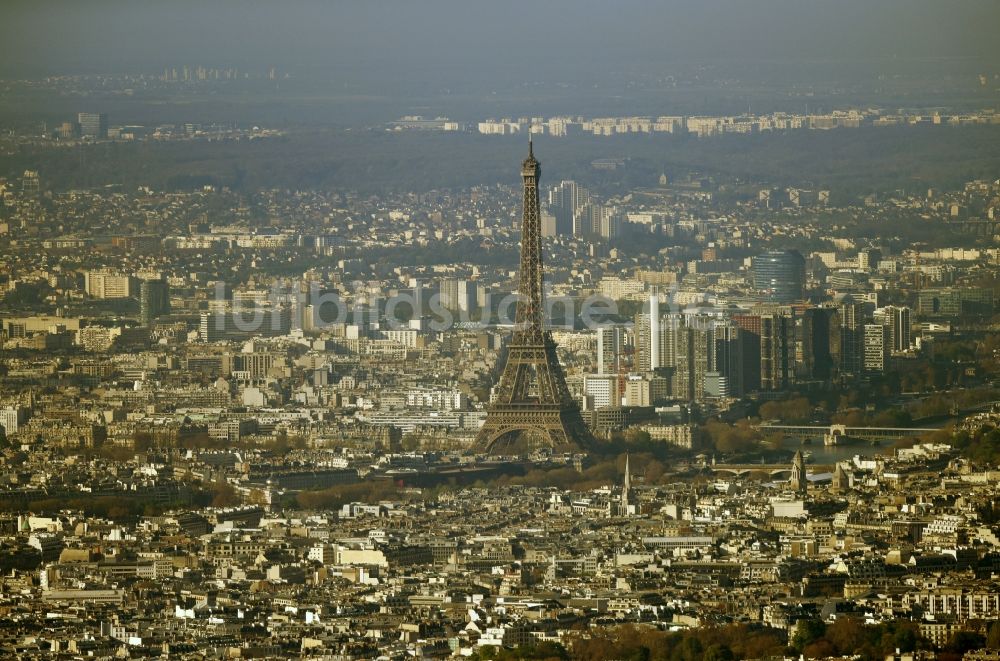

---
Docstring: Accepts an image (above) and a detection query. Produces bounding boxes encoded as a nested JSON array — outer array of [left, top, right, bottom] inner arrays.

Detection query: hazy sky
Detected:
[[3, 0, 999, 82]]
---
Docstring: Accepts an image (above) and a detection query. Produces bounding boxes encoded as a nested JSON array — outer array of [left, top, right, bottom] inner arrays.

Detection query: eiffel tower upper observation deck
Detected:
[[474, 142, 594, 455]]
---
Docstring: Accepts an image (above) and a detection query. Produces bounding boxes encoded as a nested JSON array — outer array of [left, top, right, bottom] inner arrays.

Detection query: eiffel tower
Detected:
[[475, 142, 593, 455]]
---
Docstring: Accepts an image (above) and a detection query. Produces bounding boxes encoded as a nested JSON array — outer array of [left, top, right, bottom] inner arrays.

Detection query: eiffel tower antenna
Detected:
[[474, 144, 594, 455]]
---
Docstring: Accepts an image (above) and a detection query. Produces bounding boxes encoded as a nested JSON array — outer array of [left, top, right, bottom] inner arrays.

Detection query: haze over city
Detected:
[[1, 1, 1000, 659]]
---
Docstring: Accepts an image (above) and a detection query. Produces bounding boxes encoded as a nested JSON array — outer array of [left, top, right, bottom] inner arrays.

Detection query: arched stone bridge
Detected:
[[707, 464, 797, 477]]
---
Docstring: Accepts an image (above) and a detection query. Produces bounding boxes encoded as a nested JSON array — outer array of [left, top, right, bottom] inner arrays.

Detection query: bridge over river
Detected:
[[705, 463, 810, 477], [757, 423, 938, 446]]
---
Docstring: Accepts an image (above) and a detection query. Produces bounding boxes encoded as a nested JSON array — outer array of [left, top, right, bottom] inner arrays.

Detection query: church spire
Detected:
[[621, 453, 632, 515], [790, 449, 806, 495], [624, 454, 631, 496]]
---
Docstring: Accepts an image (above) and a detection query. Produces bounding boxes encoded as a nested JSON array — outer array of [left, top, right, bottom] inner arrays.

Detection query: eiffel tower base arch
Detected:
[[475, 405, 592, 455]]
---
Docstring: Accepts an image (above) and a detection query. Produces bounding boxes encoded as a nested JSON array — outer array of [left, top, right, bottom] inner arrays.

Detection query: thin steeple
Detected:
[[622, 454, 631, 512]]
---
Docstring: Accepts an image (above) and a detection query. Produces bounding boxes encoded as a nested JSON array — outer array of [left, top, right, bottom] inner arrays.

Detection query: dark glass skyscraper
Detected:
[[752, 249, 805, 302], [77, 112, 108, 139], [140, 279, 170, 327], [802, 307, 836, 379]]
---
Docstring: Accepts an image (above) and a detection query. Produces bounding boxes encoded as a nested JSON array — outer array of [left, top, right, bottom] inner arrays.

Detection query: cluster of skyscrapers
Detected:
[[585, 292, 914, 407], [546, 180, 621, 239]]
